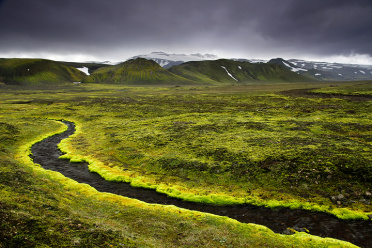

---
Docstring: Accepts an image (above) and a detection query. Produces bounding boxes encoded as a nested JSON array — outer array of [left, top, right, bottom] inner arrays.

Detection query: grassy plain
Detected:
[[0, 81, 371, 247]]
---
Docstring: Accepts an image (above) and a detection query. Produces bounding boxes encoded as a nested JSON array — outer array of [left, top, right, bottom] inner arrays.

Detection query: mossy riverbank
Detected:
[[1, 81, 371, 247]]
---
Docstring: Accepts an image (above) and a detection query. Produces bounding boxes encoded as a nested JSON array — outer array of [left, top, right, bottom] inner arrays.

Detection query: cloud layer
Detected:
[[1, 0, 372, 63]]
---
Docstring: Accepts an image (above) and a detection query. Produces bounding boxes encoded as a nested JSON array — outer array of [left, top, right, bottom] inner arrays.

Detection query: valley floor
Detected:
[[1, 81, 371, 247]]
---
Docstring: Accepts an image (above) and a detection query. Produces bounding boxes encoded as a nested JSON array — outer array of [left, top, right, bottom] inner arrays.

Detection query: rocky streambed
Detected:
[[31, 121, 372, 248]]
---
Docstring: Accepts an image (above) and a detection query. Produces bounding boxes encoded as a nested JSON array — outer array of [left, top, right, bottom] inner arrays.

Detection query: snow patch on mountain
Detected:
[[282, 61, 308, 72], [221, 66, 238, 81], [76, 66, 90, 75], [156, 59, 169, 67]]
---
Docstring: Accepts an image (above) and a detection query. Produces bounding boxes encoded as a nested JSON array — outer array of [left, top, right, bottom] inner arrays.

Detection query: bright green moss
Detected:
[[0, 81, 371, 247]]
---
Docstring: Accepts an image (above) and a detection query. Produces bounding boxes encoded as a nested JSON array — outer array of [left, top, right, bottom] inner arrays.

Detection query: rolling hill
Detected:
[[130, 51, 219, 69], [131, 52, 372, 82], [0, 58, 86, 85], [60, 61, 111, 76], [168, 59, 312, 84], [82, 58, 197, 85]]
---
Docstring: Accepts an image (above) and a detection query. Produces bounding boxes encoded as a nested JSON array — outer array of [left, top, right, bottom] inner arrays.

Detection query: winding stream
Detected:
[[31, 121, 372, 248]]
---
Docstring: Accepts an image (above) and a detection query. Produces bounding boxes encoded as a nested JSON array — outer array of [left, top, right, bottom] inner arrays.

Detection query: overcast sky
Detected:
[[1, 0, 372, 64]]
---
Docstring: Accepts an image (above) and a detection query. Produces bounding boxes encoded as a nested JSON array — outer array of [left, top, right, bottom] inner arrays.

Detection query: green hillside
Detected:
[[168, 59, 312, 83], [83, 58, 196, 85], [0, 58, 86, 85]]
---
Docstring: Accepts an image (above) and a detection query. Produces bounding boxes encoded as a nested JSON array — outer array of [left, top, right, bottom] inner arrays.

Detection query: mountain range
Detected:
[[168, 59, 310, 84], [82, 58, 195, 85], [130, 52, 219, 69], [268, 58, 372, 81], [134, 52, 372, 81], [83, 57, 311, 85], [1, 52, 372, 86]]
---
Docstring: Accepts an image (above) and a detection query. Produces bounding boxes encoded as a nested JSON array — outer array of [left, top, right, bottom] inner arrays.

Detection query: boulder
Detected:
[[337, 194, 345, 200], [365, 191, 371, 198]]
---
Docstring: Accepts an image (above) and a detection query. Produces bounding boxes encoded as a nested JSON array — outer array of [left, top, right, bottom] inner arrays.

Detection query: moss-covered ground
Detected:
[[311, 81, 372, 96], [0, 81, 370, 247]]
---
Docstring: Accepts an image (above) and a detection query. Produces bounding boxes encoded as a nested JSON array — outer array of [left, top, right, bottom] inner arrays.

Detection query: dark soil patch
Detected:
[[30, 121, 372, 248], [279, 88, 372, 101]]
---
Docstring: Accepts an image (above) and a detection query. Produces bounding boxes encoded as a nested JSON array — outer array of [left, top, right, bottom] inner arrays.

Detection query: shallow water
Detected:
[[31, 121, 372, 248]]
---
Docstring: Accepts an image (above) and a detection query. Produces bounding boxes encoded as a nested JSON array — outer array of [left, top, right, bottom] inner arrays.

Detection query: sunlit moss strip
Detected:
[[55, 119, 372, 221], [12, 120, 359, 247], [18, 118, 67, 162]]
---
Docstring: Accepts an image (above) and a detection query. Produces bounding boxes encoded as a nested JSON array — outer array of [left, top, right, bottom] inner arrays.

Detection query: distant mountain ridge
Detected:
[[168, 59, 311, 84], [130, 52, 219, 69], [231, 58, 269, 64], [131, 52, 372, 81], [82, 57, 310, 85], [3, 54, 372, 86], [82, 58, 196, 85], [268, 58, 372, 81]]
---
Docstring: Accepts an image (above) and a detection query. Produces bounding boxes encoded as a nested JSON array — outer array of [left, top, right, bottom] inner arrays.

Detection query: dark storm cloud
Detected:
[[0, 1, 221, 44], [1, 0, 372, 61], [250, 0, 372, 56]]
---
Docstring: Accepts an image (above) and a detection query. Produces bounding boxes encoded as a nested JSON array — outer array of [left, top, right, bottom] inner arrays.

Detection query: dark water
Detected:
[[31, 121, 372, 248]]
